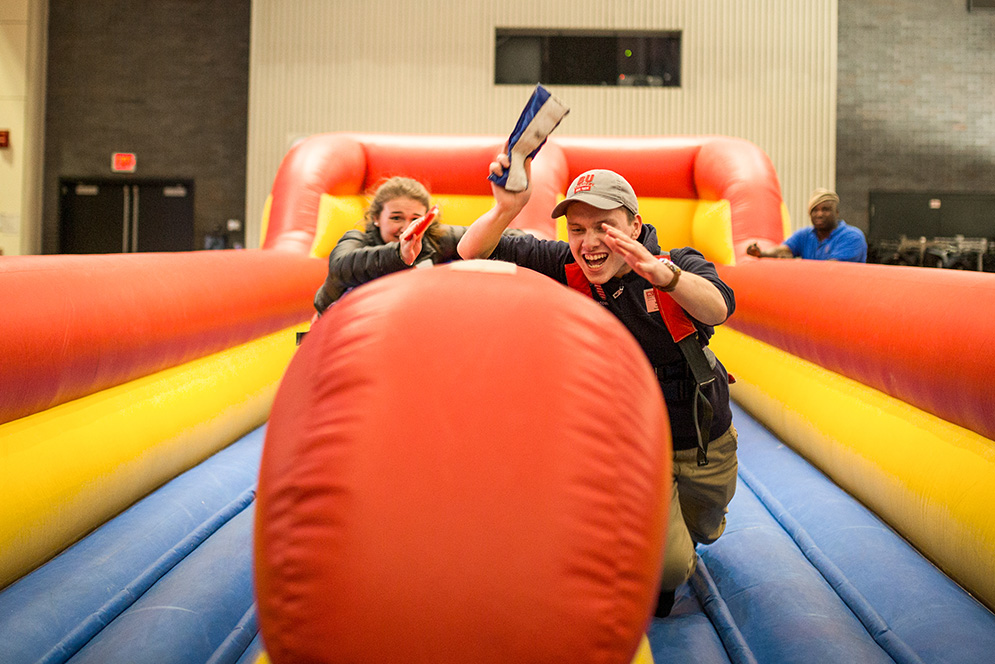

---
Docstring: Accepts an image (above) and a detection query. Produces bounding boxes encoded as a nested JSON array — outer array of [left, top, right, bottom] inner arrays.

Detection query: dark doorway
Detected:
[[59, 179, 195, 254]]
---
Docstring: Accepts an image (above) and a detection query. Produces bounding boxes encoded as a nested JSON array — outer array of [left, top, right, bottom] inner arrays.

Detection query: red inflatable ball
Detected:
[[255, 260, 671, 664]]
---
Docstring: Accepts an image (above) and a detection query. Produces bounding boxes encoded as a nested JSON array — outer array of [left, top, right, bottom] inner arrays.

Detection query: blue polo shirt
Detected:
[[784, 220, 867, 262]]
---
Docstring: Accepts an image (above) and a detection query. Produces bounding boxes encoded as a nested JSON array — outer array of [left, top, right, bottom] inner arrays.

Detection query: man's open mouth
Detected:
[[585, 253, 608, 269]]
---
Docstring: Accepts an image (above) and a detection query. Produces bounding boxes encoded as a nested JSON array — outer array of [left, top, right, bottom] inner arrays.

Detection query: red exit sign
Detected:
[[112, 152, 137, 173]]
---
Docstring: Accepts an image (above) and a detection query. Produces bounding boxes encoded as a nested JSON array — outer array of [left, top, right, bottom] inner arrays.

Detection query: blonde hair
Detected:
[[364, 177, 432, 232]]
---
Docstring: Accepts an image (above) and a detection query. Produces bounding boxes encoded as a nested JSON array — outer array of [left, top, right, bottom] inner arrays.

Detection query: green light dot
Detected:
[[624, 49, 632, 57]]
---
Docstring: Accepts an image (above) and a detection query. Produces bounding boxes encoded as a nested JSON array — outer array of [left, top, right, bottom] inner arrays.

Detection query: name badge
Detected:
[[644, 288, 659, 312]]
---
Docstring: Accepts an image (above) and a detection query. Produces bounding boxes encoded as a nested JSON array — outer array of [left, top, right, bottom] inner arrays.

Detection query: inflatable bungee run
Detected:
[[1, 132, 994, 664]]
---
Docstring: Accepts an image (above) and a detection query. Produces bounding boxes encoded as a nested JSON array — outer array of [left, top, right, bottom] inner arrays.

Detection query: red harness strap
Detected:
[[564, 257, 697, 343], [652, 287, 697, 343], [563, 258, 719, 465], [564, 261, 594, 297]]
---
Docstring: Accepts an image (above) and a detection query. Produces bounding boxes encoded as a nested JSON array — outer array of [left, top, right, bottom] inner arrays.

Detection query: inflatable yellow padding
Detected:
[[691, 200, 734, 266], [259, 193, 273, 249], [0, 324, 305, 589], [710, 326, 995, 610], [251, 634, 655, 664], [640, 198, 696, 250], [431, 194, 501, 227], [309, 194, 366, 258], [306, 192, 738, 267], [632, 634, 654, 663], [644, 198, 738, 266], [780, 201, 792, 241]]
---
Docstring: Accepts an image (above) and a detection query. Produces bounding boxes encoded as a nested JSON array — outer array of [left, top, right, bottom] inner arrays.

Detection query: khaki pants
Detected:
[[659, 424, 738, 591]]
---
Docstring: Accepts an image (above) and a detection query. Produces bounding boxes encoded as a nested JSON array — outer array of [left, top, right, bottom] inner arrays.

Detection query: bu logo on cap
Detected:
[[574, 173, 595, 193]]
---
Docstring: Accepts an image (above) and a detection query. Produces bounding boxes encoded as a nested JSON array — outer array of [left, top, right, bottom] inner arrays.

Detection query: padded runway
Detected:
[[652, 402, 995, 664], [2, 403, 994, 664]]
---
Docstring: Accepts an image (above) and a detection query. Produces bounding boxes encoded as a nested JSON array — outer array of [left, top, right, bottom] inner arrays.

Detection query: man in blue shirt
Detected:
[[747, 189, 867, 262]]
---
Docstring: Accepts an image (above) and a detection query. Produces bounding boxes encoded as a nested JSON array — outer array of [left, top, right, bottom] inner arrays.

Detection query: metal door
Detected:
[[58, 179, 195, 253], [134, 182, 195, 252], [59, 181, 129, 253]]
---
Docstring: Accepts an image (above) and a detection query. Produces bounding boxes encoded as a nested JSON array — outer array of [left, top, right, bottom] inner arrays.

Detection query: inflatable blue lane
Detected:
[[67, 505, 256, 664], [648, 575, 745, 664], [700, 469, 899, 663], [5, 407, 995, 664], [0, 427, 266, 664], [234, 634, 266, 664], [692, 403, 995, 664]]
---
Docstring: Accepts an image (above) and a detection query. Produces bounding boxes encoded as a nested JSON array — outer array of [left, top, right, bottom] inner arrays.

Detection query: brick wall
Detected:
[[837, 0, 995, 235], [42, 0, 250, 253]]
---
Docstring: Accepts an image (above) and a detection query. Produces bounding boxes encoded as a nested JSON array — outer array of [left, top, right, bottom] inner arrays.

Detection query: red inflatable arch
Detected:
[[261, 132, 786, 265], [261, 133, 569, 253]]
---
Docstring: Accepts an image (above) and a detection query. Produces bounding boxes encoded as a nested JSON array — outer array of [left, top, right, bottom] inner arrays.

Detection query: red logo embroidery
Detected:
[[574, 174, 595, 193]]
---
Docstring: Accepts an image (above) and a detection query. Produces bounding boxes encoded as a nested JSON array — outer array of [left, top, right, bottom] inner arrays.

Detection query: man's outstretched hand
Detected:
[[603, 225, 663, 284]]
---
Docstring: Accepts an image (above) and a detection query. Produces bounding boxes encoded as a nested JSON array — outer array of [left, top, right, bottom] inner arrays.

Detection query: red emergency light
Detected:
[[112, 152, 137, 173]]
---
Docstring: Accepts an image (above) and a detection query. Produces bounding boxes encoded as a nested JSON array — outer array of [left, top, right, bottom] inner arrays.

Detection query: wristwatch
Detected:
[[653, 258, 682, 292]]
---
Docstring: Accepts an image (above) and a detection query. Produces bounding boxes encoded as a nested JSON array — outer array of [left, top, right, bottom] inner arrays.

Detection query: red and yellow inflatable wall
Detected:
[[711, 260, 995, 610], [0, 251, 325, 588]]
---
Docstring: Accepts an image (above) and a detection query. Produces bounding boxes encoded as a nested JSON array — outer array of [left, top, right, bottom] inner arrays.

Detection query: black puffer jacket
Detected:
[[313, 224, 467, 313]]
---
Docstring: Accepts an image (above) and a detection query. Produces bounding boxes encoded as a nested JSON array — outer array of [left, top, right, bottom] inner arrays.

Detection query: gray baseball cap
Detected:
[[551, 169, 639, 218]]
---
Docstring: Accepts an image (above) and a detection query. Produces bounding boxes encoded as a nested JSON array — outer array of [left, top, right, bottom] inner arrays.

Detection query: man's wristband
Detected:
[[653, 258, 682, 292]]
